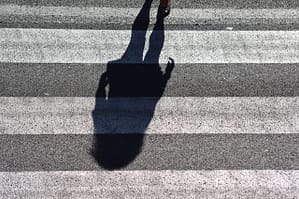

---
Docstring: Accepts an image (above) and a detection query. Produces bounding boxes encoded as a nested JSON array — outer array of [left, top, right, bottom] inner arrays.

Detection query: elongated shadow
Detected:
[[91, 0, 175, 170]]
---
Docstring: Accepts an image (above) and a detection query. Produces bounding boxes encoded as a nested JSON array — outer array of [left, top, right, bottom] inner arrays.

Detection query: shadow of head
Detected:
[[91, 134, 144, 170], [91, 0, 175, 170]]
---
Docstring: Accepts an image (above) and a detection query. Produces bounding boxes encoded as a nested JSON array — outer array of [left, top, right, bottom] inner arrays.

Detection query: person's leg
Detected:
[[159, 0, 170, 16], [160, 0, 170, 8]]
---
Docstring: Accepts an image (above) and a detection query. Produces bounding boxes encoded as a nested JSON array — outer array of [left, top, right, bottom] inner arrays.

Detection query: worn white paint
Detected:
[[1, 5, 299, 23], [0, 170, 298, 198], [0, 97, 298, 134], [0, 29, 299, 63]]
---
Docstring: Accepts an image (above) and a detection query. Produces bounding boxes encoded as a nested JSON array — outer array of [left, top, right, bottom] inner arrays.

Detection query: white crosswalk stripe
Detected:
[[1, 171, 298, 198], [0, 1, 298, 198], [1, 97, 298, 134], [1, 29, 299, 63]]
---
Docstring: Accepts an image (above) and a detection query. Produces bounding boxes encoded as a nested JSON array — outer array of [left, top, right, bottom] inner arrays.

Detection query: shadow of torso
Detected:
[[91, 60, 168, 170], [108, 61, 165, 97]]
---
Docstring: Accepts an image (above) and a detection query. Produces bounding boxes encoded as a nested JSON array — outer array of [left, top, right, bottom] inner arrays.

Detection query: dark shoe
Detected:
[[158, 5, 170, 17]]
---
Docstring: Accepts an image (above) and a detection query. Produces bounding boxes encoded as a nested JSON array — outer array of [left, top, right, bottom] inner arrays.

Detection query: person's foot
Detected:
[[158, 5, 170, 17]]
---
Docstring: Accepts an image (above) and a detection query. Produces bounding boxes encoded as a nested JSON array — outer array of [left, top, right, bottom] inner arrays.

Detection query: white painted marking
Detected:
[[0, 97, 298, 134], [0, 170, 298, 198], [226, 27, 234, 30], [1, 5, 299, 24], [0, 29, 299, 63]]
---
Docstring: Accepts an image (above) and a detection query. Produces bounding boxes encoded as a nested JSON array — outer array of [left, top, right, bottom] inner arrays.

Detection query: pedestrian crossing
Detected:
[[0, 0, 299, 198], [0, 171, 297, 198], [1, 29, 299, 63], [2, 5, 299, 30], [1, 97, 298, 134]]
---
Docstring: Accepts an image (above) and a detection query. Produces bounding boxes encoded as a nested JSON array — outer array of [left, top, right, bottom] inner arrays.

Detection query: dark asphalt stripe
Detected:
[[0, 134, 298, 171], [0, 63, 298, 97], [1, 13, 299, 30], [2, 20, 299, 31], [1, 0, 299, 8]]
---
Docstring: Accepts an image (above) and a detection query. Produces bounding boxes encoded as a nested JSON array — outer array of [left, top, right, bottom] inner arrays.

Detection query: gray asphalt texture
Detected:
[[0, 134, 298, 171], [1, 1, 299, 198], [1, 63, 298, 97], [2, 3, 299, 30], [3, 21, 299, 30], [1, 0, 299, 8], [1, 0, 299, 177], [1, 16, 299, 30]]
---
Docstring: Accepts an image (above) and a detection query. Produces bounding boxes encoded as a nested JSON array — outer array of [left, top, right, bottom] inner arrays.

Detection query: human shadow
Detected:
[[91, 0, 175, 170]]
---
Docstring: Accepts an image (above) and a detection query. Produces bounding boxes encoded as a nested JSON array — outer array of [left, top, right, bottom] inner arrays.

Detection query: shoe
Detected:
[[158, 5, 170, 17]]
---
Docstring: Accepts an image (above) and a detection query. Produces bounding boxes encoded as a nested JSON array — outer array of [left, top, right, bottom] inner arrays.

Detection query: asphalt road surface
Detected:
[[0, 0, 298, 198]]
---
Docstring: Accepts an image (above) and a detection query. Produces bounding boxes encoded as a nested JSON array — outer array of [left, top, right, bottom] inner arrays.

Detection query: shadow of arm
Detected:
[[95, 72, 108, 98], [163, 57, 175, 85]]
